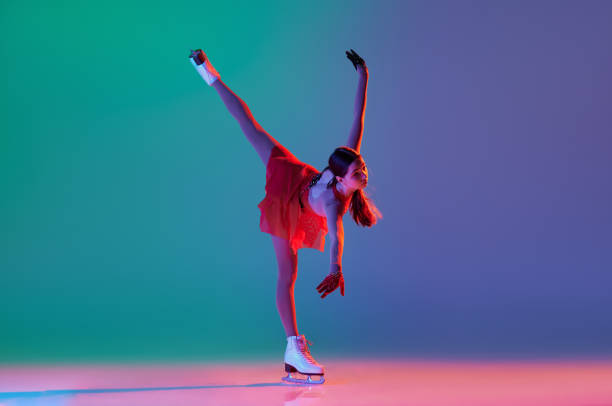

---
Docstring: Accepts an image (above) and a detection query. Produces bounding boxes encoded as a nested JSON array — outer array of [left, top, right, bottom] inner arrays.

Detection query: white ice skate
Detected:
[[189, 49, 220, 85], [282, 335, 325, 384]]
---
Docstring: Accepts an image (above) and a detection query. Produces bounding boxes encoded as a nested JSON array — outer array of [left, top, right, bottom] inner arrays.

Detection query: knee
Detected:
[[277, 268, 297, 286]]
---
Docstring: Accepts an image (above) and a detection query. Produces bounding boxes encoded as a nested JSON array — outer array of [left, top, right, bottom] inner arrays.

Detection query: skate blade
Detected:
[[282, 373, 325, 385]]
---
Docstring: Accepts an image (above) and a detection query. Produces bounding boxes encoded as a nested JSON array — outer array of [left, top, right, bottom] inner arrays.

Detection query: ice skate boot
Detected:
[[282, 335, 325, 384], [189, 49, 220, 85]]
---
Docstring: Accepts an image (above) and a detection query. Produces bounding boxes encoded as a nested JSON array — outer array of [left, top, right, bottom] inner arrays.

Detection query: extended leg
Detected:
[[271, 235, 299, 337], [212, 79, 282, 166]]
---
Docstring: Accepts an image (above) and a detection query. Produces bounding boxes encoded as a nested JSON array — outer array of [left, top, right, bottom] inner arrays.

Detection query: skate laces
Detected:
[[297, 335, 316, 363]]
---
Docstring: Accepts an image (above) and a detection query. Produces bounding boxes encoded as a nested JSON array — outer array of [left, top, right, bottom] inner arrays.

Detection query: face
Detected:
[[338, 157, 368, 190]]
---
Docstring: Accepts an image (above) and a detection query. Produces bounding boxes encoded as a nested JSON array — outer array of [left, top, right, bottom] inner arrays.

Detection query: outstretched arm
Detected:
[[345, 49, 369, 154], [316, 201, 345, 299], [326, 209, 344, 274]]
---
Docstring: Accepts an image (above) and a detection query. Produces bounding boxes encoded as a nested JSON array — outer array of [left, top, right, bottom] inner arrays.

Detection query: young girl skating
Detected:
[[189, 48, 381, 384]]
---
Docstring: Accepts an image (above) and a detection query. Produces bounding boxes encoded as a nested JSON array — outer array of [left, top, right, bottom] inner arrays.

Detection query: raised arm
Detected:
[[345, 49, 369, 154], [316, 201, 345, 299]]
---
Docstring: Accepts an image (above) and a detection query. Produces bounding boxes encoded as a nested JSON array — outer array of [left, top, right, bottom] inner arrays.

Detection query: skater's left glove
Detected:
[[316, 270, 345, 299], [345, 48, 368, 76]]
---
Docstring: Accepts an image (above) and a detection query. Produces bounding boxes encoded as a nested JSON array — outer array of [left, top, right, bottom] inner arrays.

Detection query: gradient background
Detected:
[[1, 0, 611, 364]]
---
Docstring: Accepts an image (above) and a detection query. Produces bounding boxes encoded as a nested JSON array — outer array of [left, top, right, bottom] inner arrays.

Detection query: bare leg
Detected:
[[212, 79, 300, 335], [212, 79, 282, 166], [271, 235, 299, 337]]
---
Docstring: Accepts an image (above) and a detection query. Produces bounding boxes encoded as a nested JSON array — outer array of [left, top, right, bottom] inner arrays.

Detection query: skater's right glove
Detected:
[[316, 270, 345, 299]]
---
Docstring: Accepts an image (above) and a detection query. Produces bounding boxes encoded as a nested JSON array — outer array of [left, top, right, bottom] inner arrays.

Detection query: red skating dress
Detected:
[[257, 144, 349, 252]]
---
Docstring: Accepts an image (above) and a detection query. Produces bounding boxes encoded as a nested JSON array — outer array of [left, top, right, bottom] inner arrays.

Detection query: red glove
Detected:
[[316, 271, 345, 299]]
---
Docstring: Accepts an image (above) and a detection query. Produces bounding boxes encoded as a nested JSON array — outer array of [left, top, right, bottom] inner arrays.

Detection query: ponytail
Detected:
[[349, 189, 382, 227]]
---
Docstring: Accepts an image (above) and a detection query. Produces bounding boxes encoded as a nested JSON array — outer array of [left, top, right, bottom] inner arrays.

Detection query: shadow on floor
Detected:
[[0, 382, 292, 400]]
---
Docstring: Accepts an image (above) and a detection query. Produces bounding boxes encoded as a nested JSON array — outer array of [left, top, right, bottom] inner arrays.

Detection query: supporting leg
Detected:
[[271, 235, 299, 337]]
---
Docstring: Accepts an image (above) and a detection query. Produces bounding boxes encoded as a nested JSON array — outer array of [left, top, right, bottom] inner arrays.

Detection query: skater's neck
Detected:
[[335, 181, 356, 198]]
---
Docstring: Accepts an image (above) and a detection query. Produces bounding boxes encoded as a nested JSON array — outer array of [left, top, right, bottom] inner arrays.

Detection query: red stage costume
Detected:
[[258, 145, 349, 252]]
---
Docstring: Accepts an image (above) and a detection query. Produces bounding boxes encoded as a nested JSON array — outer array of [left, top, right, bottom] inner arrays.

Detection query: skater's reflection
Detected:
[[284, 385, 324, 405]]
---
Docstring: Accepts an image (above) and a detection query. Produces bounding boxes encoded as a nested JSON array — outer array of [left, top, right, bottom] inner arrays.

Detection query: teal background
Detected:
[[2, 1, 611, 363]]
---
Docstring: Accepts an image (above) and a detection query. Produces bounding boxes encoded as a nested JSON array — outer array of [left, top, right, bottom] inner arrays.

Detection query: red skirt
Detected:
[[257, 145, 328, 252]]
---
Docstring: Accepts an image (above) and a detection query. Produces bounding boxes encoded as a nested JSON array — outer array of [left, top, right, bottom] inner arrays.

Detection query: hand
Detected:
[[345, 48, 368, 75], [316, 270, 345, 299]]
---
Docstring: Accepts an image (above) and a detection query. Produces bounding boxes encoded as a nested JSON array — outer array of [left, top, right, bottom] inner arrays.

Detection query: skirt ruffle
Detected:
[[257, 145, 328, 252]]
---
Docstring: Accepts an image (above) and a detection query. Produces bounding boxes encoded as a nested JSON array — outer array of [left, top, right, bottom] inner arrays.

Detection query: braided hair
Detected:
[[310, 147, 382, 227]]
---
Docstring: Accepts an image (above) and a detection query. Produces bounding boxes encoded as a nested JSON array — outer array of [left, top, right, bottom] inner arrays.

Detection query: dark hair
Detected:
[[309, 146, 382, 227]]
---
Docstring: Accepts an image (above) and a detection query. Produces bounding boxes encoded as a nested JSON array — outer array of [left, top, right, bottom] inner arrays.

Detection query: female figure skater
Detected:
[[189, 48, 381, 384]]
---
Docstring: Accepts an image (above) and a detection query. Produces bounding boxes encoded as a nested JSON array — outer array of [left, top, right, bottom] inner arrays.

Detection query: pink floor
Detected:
[[1, 358, 611, 406]]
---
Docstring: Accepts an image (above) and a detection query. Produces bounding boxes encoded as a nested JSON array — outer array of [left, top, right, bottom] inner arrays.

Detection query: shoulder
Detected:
[[323, 189, 349, 217], [318, 168, 334, 183]]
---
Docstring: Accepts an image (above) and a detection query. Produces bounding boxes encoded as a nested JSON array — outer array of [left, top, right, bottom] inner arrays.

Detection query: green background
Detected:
[[1, 0, 386, 363]]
